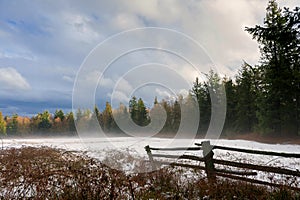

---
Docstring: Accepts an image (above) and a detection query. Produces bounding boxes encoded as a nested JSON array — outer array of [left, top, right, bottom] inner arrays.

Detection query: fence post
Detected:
[[201, 141, 216, 182], [145, 145, 157, 171]]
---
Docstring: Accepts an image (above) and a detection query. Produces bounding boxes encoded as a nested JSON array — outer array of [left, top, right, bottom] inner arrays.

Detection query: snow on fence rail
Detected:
[[145, 141, 300, 191]]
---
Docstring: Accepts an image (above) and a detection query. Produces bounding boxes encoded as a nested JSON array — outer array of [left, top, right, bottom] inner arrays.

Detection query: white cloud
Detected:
[[155, 88, 189, 100], [105, 0, 267, 75], [62, 12, 101, 44], [177, 65, 199, 84], [115, 77, 133, 93], [0, 50, 36, 61], [99, 77, 114, 87], [111, 13, 144, 30], [119, 0, 184, 24], [174, 0, 266, 70], [155, 88, 171, 98], [0, 67, 30, 90], [178, 89, 189, 97], [109, 90, 130, 103], [62, 75, 73, 82]]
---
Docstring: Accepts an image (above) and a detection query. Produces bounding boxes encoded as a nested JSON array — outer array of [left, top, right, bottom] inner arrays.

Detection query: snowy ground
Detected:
[[1, 136, 300, 186], [2, 136, 299, 159]]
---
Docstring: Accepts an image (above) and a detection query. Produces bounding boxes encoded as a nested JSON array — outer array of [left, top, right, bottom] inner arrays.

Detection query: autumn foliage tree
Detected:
[[0, 112, 6, 135]]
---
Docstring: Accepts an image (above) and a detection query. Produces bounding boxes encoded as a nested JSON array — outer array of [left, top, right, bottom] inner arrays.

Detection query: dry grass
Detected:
[[0, 146, 299, 199]]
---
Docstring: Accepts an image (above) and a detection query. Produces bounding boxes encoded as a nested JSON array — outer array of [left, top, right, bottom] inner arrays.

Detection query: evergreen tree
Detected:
[[129, 96, 138, 124], [38, 111, 52, 131], [75, 109, 91, 133], [154, 96, 158, 105], [182, 93, 198, 134], [54, 110, 65, 121], [172, 100, 181, 132], [76, 109, 83, 121], [94, 105, 101, 123], [66, 112, 76, 134], [150, 98, 166, 133], [88, 106, 101, 132], [112, 103, 128, 133], [129, 97, 149, 127], [223, 77, 237, 133], [137, 98, 149, 126], [102, 102, 113, 132], [191, 77, 211, 134], [160, 99, 172, 132], [192, 70, 224, 135], [246, 0, 300, 135], [7, 114, 18, 135], [235, 62, 258, 133]]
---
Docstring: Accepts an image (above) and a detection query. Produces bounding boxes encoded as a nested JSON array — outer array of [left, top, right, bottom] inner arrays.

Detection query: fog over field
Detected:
[[2, 136, 299, 171]]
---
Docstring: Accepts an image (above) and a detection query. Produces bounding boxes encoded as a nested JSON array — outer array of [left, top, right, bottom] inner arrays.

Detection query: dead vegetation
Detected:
[[0, 146, 299, 199]]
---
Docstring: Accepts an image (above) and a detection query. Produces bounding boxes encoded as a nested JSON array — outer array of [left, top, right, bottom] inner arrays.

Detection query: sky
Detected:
[[0, 0, 299, 116]]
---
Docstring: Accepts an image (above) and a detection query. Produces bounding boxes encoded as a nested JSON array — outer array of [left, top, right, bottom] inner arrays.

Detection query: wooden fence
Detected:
[[145, 141, 300, 191]]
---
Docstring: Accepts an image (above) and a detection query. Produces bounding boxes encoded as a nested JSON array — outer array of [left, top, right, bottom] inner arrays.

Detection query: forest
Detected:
[[0, 0, 299, 138]]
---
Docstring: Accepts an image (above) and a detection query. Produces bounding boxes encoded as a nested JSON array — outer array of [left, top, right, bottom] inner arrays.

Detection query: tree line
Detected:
[[0, 0, 299, 137], [194, 0, 300, 137], [0, 110, 76, 136], [0, 95, 191, 136]]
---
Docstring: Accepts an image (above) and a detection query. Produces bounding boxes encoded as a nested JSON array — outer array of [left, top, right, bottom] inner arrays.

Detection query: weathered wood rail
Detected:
[[145, 141, 300, 191]]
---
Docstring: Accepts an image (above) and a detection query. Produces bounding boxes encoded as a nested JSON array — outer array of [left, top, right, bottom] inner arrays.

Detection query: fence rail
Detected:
[[145, 141, 300, 191], [195, 143, 300, 158]]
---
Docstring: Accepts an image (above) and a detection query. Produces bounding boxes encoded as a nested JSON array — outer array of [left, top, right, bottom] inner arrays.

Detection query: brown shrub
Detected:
[[0, 147, 298, 199]]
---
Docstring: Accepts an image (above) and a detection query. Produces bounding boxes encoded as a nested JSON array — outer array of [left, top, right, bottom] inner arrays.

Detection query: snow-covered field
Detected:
[[2, 136, 300, 185], [2, 136, 300, 164], [2, 136, 299, 152], [3, 136, 300, 152]]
